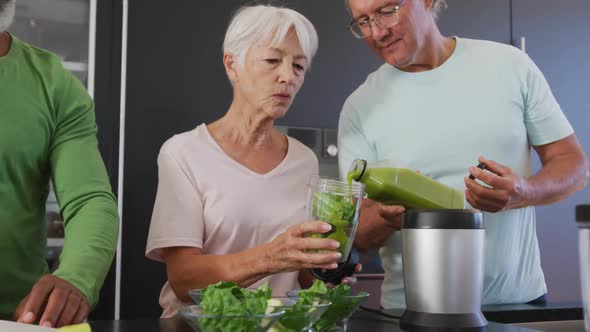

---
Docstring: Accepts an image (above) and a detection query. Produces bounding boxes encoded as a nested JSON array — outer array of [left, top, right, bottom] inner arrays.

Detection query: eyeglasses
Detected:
[[347, 1, 404, 39]]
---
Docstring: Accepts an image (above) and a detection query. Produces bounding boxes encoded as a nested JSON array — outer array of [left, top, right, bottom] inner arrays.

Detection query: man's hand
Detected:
[[354, 198, 405, 252], [464, 156, 532, 212], [326, 263, 363, 288], [13, 274, 89, 328]]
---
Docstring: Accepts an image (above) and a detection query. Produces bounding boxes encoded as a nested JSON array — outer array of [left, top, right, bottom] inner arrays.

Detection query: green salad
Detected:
[[296, 280, 368, 332], [311, 192, 357, 254], [195, 280, 367, 332], [198, 281, 272, 331], [268, 280, 328, 332]]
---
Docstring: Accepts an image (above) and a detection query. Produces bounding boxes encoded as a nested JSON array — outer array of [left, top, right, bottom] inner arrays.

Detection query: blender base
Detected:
[[400, 309, 488, 331]]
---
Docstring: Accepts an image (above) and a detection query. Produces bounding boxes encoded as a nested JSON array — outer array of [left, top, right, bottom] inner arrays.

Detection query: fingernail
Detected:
[[41, 321, 52, 328], [23, 312, 34, 322], [334, 252, 342, 259], [332, 241, 340, 248], [321, 224, 332, 232]]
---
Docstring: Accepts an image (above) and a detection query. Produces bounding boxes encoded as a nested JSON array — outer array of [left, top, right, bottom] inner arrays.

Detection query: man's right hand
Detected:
[[13, 274, 89, 328], [354, 198, 405, 252]]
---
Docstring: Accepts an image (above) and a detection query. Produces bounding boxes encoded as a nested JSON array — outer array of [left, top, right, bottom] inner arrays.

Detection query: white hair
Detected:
[[430, 0, 447, 21], [343, 0, 447, 21], [222, 5, 319, 69], [0, 0, 16, 32]]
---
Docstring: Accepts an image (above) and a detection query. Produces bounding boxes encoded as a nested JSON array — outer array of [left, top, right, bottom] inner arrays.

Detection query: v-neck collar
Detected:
[[198, 124, 291, 178]]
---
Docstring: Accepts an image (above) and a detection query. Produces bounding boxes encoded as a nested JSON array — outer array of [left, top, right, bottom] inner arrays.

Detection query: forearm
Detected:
[[524, 152, 589, 207], [53, 195, 119, 306], [166, 245, 272, 302]]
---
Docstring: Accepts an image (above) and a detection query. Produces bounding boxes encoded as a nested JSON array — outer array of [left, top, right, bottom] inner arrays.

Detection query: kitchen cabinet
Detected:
[[436, 0, 511, 44]]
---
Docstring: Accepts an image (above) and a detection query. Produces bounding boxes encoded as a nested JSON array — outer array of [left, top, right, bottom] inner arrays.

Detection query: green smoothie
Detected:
[[311, 192, 356, 258], [348, 166, 464, 209]]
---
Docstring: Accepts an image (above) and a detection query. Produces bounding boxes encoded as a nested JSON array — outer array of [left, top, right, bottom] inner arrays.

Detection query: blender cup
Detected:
[[576, 204, 590, 331], [307, 176, 364, 283]]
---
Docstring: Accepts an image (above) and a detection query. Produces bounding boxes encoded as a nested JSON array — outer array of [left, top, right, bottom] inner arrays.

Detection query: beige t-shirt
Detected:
[[146, 124, 319, 317]]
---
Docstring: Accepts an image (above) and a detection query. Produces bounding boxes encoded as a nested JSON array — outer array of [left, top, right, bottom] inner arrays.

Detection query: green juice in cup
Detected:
[[308, 177, 364, 261]]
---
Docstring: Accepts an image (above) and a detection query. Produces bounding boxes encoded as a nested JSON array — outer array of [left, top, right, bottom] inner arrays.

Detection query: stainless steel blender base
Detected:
[[400, 309, 488, 331]]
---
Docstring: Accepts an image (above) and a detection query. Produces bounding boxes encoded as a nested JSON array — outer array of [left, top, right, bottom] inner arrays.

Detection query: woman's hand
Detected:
[[265, 221, 342, 273]]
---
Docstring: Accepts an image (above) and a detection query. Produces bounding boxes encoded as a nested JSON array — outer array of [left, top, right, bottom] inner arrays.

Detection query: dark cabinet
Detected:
[[436, 0, 512, 44]]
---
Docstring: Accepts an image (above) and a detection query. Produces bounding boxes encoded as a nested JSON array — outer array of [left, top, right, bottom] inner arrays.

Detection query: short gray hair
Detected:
[[223, 5, 319, 69], [343, 0, 447, 21]]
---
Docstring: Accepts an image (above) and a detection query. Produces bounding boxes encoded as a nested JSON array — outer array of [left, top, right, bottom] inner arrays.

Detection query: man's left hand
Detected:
[[326, 263, 363, 288], [13, 274, 90, 328], [464, 156, 531, 212]]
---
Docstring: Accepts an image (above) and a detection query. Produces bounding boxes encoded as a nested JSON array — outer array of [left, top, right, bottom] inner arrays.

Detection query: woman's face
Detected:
[[227, 28, 308, 119], [349, 0, 433, 69]]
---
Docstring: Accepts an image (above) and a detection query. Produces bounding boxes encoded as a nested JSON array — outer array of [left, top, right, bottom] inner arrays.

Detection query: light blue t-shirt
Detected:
[[338, 37, 574, 308]]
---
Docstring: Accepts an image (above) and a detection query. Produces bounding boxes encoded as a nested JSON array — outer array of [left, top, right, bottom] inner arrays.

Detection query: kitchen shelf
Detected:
[[62, 61, 88, 72]]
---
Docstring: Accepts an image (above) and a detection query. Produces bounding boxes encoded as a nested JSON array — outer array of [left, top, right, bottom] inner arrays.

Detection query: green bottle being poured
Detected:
[[347, 159, 465, 209]]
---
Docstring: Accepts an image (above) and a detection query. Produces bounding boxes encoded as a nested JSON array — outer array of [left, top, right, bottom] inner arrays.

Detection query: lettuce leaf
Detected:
[[198, 281, 272, 331]]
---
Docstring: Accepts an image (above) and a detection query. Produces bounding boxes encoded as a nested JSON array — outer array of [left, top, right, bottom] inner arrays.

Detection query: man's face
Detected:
[[348, 0, 433, 69], [0, 0, 16, 32]]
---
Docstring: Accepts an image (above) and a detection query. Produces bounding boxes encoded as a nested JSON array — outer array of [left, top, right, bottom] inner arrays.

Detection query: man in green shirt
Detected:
[[0, 0, 119, 327]]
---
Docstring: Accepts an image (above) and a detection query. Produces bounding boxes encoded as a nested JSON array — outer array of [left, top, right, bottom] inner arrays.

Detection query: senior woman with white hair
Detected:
[[146, 5, 344, 317]]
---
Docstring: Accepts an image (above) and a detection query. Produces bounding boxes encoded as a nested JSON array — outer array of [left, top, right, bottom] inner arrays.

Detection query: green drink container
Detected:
[[307, 176, 365, 261], [348, 159, 465, 209]]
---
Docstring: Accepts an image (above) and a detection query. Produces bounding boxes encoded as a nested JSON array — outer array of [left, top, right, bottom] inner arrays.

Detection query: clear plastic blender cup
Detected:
[[306, 176, 364, 262]]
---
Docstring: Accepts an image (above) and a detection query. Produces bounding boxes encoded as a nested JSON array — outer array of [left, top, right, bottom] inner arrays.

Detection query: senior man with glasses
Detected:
[[338, 0, 589, 309]]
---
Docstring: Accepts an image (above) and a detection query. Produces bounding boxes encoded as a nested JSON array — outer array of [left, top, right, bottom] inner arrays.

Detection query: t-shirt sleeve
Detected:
[[146, 149, 205, 262], [521, 53, 574, 145], [338, 99, 377, 179]]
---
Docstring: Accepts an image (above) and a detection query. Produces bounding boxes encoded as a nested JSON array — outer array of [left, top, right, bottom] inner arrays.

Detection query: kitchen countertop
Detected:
[[87, 315, 537, 332], [380, 301, 583, 324], [84, 305, 574, 332]]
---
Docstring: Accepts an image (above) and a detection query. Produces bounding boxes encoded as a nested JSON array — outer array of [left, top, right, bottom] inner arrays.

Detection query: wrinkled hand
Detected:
[[326, 263, 363, 288], [464, 156, 531, 212], [354, 198, 405, 252], [14, 274, 89, 328], [265, 221, 342, 273]]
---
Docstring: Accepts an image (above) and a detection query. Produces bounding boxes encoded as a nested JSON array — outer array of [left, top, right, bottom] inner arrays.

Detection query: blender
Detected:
[[307, 176, 364, 283], [399, 209, 487, 330]]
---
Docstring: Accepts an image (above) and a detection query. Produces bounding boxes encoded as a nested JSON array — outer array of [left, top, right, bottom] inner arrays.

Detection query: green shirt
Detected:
[[0, 35, 119, 318]]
